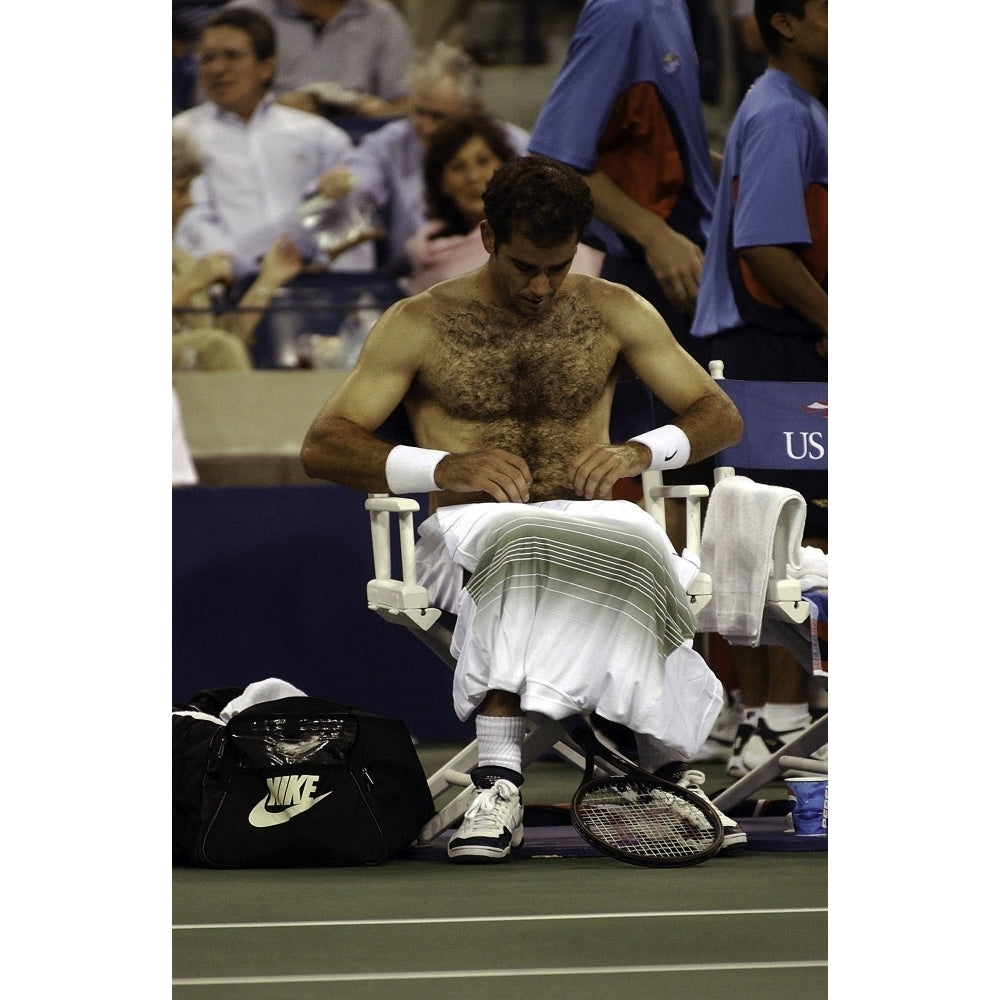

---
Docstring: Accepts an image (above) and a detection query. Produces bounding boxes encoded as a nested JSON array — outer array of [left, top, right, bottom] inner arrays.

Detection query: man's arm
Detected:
[[566, 285, 742, 500], [619, 286, 742, 458], [300, 300, 422, 492], [300, 297, 532, 502], [583, 170, 704, 312], [738, 244, 828, 335]]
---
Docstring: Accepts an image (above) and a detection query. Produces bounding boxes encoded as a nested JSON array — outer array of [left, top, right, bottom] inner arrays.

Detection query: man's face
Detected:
[[795, 0, 828, 69], [481, 224, 580, 319], [197, 26, 275, 119], [409, 77, 478, 147]]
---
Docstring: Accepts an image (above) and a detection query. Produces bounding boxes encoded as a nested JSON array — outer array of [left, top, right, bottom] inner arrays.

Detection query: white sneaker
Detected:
[[741, 720, 828, 777], [670, 768, 748, 855], [727, 722, 760, 777], [693, 698, 742, 763], [447, 778, 524, 863]]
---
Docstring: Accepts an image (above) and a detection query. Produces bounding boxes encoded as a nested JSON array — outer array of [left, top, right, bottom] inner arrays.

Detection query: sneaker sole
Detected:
[[719, 828, 749, 855], [447, 827, 524, 863]]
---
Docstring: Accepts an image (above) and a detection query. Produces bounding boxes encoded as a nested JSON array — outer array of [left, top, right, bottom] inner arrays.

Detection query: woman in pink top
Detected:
[[405, 115, 603, 294]]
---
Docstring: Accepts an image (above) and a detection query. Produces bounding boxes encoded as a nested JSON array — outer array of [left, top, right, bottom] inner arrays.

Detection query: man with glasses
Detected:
[[172, 7, 374, 274], [225, 0, 414, 117]]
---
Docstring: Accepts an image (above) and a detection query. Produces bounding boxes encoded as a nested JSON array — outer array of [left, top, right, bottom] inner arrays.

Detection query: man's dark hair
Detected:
[[422, 114, 518, 237], [483, 155, 594, 249], [202, 7, 277, 63], [754, 0, 808, 55]]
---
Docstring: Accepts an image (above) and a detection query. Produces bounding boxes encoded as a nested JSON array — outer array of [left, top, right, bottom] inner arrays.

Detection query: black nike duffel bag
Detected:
[[173, 696, 434, 868]]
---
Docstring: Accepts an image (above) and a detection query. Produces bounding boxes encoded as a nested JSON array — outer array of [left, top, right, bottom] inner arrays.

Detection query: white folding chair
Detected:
[[642, 360, 829, 811], [364, 360, 828, 838], [365, 493, 590, 844]]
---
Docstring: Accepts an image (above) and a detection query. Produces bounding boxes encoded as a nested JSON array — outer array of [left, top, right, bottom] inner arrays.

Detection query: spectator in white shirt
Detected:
[[173, 6, 376, 274]]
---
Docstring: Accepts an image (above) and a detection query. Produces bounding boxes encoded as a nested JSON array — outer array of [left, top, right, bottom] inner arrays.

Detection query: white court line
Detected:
[[173, 960, 827, 987], [173, 906, 826, 931]]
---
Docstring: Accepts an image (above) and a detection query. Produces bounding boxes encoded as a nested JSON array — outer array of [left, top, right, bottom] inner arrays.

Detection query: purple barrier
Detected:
[[172, 484, 473, 743]]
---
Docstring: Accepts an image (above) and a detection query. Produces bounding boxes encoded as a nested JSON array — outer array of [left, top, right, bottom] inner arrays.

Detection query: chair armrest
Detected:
[[364, 493, 441, 629], [763, 496, 810, 624], [640, 472, 712, 613]]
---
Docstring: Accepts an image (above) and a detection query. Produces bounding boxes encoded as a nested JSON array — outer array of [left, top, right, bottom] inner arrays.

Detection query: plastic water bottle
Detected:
[[337, 292, 382, 368]]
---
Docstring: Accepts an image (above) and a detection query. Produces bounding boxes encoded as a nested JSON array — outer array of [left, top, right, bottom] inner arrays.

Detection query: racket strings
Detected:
[[576, 779, 718, 861]]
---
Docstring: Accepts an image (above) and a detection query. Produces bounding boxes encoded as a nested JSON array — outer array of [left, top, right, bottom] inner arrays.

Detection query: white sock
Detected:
[[476, 715, 526, 774], [635, 732, 688, 773], [763, 702, 811, 733]]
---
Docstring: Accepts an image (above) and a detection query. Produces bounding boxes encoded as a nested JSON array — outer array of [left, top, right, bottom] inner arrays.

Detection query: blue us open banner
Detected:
[[717, 380, 828, 471]]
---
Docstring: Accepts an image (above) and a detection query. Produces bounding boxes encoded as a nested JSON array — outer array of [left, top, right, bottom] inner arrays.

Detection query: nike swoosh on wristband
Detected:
[[248, 790, 333, 828], [663, 449, 677, 462]]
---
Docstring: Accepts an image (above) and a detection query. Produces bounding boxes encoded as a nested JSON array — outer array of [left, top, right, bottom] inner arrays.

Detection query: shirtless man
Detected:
[[301, 155, 745, 862]]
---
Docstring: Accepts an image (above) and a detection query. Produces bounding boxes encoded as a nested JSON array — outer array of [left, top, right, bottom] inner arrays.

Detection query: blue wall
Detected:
[[173, 484, 474, 743]]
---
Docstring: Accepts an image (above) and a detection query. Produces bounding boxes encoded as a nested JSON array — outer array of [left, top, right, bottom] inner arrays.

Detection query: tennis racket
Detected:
[[569, 725, 724, 868]]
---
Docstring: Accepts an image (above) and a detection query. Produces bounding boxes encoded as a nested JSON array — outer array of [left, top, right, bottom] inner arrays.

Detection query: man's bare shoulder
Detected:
[[565, 271, 652, 308]]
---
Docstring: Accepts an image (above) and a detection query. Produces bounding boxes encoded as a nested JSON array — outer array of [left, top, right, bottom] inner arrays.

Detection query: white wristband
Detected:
[[385, 444, 449, 494], [628, 424, 691, 470]]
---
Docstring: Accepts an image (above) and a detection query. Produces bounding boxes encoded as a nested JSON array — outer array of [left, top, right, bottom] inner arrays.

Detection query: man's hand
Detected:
[[435, 449, 532, 503], [317, 166, 356, 201], [565, 443, 649, 500], [185, 252, 234, 294], [644, 226, 704, 315], [406, 221, 465, 269], [276, 90, 322, 115], [259, 233, 304, 288]]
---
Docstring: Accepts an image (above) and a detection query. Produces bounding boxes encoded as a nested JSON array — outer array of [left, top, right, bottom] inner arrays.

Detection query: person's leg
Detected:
[[759, 644, 812, 734], [447, 690, 526, 863], [472, 690, 525, 780], [726, 644, 768, 776], [173, 330, 252, 371], [739, 645, 826, 772], [632, 730, 748, 854]]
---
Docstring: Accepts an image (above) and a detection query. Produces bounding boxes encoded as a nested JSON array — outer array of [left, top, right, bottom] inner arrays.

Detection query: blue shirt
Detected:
[[691, 69, 828, 338], [528, 0, 716, 255]]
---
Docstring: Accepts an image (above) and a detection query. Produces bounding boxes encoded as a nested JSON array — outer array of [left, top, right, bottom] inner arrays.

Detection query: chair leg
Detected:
[[414, 716, 596, 846], [416, 784, 476, 845], [522, 715, 589, 773]]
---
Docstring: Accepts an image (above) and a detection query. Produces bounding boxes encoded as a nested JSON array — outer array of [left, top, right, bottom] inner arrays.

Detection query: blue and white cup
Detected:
[[785, 777, 828, 836]]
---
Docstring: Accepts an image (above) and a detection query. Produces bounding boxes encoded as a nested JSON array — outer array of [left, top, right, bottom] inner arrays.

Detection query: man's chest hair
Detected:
[[419, 298, 619, 423]]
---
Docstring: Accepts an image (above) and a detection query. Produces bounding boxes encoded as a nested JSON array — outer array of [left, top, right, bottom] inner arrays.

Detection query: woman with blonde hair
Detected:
[[171, 128, 304, 370]]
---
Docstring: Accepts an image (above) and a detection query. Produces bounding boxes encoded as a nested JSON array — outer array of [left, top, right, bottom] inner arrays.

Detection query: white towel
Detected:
[[220, 678, 308, 722], [788, 544, 829, 592], [696, 477, 806, 645]]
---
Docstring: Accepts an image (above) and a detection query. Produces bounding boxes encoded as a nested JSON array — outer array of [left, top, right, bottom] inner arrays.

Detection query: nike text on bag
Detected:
[[174, 697, 434, 868]]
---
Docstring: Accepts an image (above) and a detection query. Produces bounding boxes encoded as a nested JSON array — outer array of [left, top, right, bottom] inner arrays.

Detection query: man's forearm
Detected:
[[300, 415, 395, 492], [583, 169, 665, 248], [739, 245, 828, 333]]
